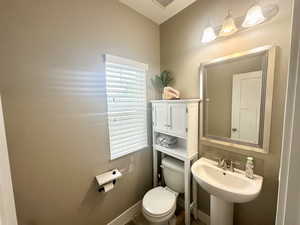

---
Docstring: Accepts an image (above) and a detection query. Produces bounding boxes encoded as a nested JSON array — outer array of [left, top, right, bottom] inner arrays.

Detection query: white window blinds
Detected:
[[105, 54, 148, 160]]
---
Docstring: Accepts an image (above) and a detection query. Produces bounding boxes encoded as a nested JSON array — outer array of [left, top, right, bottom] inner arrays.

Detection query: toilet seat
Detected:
[[142, 186, 177, 218]]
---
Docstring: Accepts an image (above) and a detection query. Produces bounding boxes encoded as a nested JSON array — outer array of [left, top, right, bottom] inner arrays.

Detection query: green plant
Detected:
[[151, 70, 173, 91]]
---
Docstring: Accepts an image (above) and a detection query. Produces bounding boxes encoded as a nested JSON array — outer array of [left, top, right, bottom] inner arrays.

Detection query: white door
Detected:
[[0, 96, 18, 225], [168, 103, 187, 137], [153, 103, 168, 132], [231, 71, 262, 144]]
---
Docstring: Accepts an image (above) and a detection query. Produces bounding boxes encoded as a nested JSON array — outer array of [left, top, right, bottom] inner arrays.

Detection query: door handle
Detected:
[[232, 128, 238, 132]]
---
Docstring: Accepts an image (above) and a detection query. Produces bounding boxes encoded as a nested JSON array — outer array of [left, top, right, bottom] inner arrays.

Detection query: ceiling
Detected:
[[119, 0, 197, 24]]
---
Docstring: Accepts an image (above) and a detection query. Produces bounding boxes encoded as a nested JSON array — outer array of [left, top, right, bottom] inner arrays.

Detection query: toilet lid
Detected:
[[143, 187, 176, 217]]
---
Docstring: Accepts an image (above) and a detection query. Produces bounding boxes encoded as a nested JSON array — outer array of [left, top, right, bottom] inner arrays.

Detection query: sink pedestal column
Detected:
[[210, 195, 233, 225]]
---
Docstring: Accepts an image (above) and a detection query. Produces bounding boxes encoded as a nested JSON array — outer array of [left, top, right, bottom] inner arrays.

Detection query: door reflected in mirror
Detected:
[[231, 71, 262, 144]]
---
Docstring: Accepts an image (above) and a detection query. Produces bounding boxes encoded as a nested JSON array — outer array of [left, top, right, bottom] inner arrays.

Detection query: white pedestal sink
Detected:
[[191, 157, 263, 225]]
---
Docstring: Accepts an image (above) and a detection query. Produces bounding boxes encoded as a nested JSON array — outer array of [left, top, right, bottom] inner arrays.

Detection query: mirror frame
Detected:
[[199, 45, 276, 154]]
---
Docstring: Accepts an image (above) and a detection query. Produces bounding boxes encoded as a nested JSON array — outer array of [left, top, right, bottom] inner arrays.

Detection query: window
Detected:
[[105, 54, 148, 160]]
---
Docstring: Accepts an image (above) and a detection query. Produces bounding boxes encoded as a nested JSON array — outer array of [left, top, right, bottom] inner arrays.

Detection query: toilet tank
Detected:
[[162, 157, 184, 193]]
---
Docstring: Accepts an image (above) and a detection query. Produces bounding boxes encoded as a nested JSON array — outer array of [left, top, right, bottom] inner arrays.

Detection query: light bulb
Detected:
[[201, 26, 217, 43], [219, 11, 238, 36], [242, 4, 266, 28]]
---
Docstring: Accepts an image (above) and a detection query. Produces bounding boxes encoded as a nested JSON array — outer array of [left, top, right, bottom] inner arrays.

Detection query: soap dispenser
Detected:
[[245, 157, 254, 179]]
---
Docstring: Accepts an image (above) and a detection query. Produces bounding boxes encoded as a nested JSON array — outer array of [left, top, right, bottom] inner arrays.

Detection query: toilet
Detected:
[[142, 156, 184, 225]]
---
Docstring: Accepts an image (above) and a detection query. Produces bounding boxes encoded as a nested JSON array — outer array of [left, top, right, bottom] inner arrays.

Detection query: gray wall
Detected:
[[0, 1, 160, 225], [160, 0, 292, 224]]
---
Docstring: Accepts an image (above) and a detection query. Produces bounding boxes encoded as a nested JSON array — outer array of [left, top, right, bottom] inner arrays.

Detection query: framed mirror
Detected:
[[199, 46, 276, 153]]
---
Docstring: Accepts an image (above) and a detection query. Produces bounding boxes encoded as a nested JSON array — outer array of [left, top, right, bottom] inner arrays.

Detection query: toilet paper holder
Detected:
[[96, 169, 122, 192]]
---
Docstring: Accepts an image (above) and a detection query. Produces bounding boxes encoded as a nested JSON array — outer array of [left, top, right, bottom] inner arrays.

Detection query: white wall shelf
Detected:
[[155, 144, 197, 160], [153, 129, 187, 139], [151, 99, 200, 225]]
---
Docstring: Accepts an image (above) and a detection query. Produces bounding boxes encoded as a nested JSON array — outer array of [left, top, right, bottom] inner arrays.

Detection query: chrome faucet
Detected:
[[228, 160, 241, 172], [215, 157, 240, 172], [215, 157, 226, 169]]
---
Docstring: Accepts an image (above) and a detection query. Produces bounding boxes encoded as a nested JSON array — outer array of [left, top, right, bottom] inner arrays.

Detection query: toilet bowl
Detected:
[[142, 186, 178, 225], [142, 157, 184, 225]]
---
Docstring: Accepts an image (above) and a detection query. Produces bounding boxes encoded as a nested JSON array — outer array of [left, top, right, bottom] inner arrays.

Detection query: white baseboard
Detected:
[[198, 209, 210, 225], [107, 201, 142, 225]]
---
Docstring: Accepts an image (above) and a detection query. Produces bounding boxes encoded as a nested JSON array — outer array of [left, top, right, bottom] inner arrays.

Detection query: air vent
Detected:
[[153, 0, 175, 8]]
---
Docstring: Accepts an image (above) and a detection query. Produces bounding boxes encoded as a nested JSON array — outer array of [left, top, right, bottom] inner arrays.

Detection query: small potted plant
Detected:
[[151, 70, 173, 99]]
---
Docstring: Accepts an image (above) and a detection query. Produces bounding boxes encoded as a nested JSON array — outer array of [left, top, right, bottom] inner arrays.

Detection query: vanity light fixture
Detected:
[[242, 3, 266, 27], [201, 2, 278, 44], [201, 26, 217, 43], [219, 10, 238, 37]]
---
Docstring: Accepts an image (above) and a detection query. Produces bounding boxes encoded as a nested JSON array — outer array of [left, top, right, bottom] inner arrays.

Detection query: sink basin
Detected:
[[191, 157, 264, 225], [191, 157, 263, 203]]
